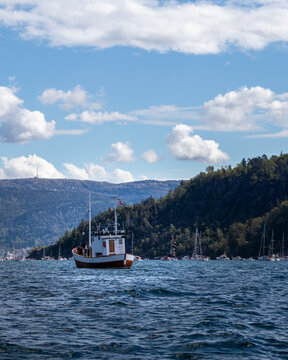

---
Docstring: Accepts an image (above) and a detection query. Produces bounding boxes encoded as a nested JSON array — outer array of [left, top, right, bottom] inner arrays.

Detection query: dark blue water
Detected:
[[1, 260, 288, 359]]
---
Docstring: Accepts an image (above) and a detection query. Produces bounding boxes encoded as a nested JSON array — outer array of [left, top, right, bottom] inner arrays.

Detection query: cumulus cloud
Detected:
[[0, 154, 135, 182], [63, 162, 134, 183], [201, 86, 288, 132], [38, 85, 101, 111], [0, 1, 288, 54], [166, 124, 229, 163], [66, 110, 136, 124], [106, 142, 135, 163], [0, 154, 64, 179], [142, 149, 161, 163], [0, 86, 56, 143]]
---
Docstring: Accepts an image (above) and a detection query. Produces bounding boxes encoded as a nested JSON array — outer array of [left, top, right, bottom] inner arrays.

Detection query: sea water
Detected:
[[0, 260, 288, 359]]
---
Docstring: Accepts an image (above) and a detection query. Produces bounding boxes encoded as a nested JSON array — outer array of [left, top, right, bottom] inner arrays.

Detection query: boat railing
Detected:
[[94, 229, 126, 235]]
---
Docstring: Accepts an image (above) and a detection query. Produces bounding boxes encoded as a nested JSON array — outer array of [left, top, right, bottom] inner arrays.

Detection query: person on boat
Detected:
[[84, 242, 88, 256]]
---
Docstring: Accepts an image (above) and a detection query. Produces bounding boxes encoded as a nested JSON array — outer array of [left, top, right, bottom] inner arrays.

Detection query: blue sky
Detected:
[[0, 0, 288, 182]]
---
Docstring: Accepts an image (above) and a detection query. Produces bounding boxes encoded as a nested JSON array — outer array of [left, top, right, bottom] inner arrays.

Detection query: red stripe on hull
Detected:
[[74, 258, 133, 269]]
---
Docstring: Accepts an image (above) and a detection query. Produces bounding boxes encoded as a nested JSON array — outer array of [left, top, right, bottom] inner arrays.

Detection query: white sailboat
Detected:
[[191, 228, 209, 260], [191, 228, 204, 260], [278, 233, 287, 261], [258, 224, 269, 261], [268, 230, 278, 261], [72, 195, 134, 269]]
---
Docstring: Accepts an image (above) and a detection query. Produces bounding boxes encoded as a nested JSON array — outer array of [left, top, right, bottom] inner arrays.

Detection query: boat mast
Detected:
[[192, 228, 199, 258], [114, 199, 118, 236], [199, 231, 203, 257], [268, 229, 274, 257], [88, 193, 92, 251], [110, 195, 119, 235], [259, 223, 266, 257]]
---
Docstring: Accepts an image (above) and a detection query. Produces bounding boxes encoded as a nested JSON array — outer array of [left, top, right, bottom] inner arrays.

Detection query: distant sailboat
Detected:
[[191, 228, 209, 260], [268, 230, 278, 261], [258, 224, 269, 261], [42, 246, 46, 260], [58, 242, 66, 260], [191, 228, 204, 260], [279, 233, 287, 261], [131, 232, 143, 261]]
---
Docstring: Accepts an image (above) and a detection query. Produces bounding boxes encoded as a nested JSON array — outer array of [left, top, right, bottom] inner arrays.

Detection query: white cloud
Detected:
[[132, 105, 198, 120], [61, 85, 288, 136], [0, 1, 288, 54], [0, 86, 56, 143], [202, 86, 274, 131], [55, 128, 88, 136], [66, 110, 136, 124], [142, 149, 161, 163], [166, 124, 229, 163], [201, 86, 288, 132], [112, 168, 134, 183], [247, 129, 288, 138], [0, 154, 64, 179], [106, 142, 135, 163], [131, 105, 198, 126], [268, 100, 288, 127], [38, 85, 101, 111], [63, 162, 134, 183]]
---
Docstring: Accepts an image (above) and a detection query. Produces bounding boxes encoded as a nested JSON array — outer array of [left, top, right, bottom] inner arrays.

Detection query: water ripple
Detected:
[[1, 260, 288, 359]]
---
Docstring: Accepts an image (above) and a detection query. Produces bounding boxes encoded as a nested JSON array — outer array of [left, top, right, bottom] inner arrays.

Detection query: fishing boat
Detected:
[[72, 196, 134, 269]]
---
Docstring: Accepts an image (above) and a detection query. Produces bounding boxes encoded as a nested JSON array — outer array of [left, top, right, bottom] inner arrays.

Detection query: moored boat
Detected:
[[191, 228, 206, 260], [216, 254, 230, 260], [258, 224, 270, 261], [72, 196, 134, 269]]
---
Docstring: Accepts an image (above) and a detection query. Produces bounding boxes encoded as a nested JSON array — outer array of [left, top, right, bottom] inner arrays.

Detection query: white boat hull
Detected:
[[72, 248, 134, 268]]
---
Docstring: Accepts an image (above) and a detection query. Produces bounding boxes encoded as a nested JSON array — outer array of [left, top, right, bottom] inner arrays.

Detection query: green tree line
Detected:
[[29, 154, 288, 259]]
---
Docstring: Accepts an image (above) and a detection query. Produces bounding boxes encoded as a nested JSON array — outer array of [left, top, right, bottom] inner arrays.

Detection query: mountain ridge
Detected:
[[0, 178, 181, 249]]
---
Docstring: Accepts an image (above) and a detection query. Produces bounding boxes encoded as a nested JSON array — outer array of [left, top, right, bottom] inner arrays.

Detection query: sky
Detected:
[[0, 0, 288, 183]]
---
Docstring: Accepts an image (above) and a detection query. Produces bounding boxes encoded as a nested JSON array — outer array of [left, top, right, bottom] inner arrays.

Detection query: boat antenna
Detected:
[[88, 193, 92, 253]]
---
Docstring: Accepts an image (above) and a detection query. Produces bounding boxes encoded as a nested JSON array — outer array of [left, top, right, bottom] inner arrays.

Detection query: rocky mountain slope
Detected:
[[0, 178, 180, 249]]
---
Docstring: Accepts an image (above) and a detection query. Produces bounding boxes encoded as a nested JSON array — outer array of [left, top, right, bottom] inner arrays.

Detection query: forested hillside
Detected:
[[0, 178, 180, 249], [30, 154, 288, 259]]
